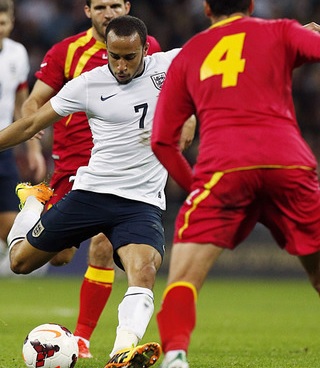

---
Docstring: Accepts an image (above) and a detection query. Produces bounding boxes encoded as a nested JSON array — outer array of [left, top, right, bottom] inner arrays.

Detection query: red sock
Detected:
[[157, 282, 197, 353], [74, 265, 114, 341]]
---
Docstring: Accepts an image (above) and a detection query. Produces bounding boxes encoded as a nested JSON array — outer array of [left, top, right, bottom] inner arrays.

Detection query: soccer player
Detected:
[[0, 0, 45, 265], [0, 15, 181, 368], [21, 0, 161, 358], [151, 1, 320, 367]]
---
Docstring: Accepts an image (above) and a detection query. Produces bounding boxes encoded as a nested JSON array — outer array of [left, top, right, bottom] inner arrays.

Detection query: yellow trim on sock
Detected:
[[163, 281, 197, 302], [84, 265, 115, 284]]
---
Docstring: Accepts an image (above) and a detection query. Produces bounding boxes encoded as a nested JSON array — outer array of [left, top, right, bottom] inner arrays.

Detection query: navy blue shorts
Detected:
[[27, 190, 165, 269], [0, 150, 20, 212]]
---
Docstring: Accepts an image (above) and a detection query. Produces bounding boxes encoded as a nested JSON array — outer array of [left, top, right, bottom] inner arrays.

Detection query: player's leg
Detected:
[[46, 171, 78, 267], [104, 199, 164, 368], [10, 238, 57, 274], [74, 233, 115, 358], [104, 242, 162, 368], [157, 170, 256, 368], [298, 251, 320, 294], [265, 169, 320, 295], [157, 242, 223, 368], [0, 192, 51, 277], [7, 182, 54, 274], [45, 172, 115, 358]]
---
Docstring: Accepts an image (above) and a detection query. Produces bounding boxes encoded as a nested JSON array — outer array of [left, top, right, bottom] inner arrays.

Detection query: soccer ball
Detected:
[[22, 323, 78, 368]]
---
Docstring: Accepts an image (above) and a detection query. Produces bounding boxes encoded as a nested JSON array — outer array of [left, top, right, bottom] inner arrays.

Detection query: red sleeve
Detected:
[[146, 35, 162, 54], [152, 55, 194, 193], [34, 41, 68, 92], [283, 19, 320, 66], [152, 140, 193, 193]]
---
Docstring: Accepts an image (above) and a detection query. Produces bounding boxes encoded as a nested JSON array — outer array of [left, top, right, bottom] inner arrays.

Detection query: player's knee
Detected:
[[9, 242, 32, 274], [50, 247, 77, 266], [88, 233, 114, 267], [10, 257, 32, 274]]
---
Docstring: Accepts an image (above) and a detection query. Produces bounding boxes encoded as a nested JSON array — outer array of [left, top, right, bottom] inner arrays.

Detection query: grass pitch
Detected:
[[0, 275, 319, 368]]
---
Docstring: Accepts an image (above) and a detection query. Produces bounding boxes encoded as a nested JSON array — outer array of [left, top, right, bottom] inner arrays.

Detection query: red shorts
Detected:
[[174, 168, 320, 256], [45, 171, 75, 210]]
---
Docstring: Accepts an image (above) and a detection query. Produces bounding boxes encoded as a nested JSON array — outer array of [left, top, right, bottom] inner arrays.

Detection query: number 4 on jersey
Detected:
[[200, 33, 246, 87]]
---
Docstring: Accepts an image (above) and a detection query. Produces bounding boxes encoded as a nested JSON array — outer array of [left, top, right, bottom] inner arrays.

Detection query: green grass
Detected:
[[0, 276, 319, 368]]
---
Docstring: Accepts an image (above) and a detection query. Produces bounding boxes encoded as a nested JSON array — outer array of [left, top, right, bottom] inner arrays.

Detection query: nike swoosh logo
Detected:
[[101, 93, 117, 101], [37, 329, 62, 338]]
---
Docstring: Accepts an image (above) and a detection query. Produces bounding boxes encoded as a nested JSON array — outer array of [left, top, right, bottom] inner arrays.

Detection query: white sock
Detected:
[[110, 286, 154, 356], [7, 196, 44, 251]]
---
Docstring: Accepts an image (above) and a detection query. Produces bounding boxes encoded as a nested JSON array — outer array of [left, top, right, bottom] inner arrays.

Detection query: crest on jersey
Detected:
[[151, 72, 166, 90], [32, 220, 45, 238]]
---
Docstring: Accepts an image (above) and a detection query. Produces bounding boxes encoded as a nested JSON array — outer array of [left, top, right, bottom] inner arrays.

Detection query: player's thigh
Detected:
[[109, 199, 165, 270], [174, 170, 259, 248], [263, 168, 320, 255], [28, 190, 107, 253]]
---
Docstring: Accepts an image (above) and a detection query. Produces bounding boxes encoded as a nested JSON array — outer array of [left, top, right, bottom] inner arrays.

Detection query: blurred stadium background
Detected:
[[6, 0, 320, 278]]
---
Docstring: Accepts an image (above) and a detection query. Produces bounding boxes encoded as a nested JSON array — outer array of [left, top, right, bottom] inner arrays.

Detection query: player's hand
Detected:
[[303, 22, 320, 33]]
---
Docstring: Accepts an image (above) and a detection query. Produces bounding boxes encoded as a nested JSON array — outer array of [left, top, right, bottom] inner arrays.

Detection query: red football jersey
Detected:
[[152, 16, 320, 192], [36, 28, 161, 172]]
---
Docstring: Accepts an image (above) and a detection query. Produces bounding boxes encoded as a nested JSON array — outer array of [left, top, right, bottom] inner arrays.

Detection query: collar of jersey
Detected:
[[210, 15, 243, 29]]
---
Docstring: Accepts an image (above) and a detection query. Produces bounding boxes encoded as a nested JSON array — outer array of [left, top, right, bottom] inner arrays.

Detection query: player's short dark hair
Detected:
[[206, 0, 251, 16], [86, 0, 127, 7], [0, 0, 14, 15], [105, 15, 147, 47]]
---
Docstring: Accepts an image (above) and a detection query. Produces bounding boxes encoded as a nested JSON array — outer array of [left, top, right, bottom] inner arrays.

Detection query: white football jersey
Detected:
[[50, 49, 181, 209], [0, 38, 29, 129]]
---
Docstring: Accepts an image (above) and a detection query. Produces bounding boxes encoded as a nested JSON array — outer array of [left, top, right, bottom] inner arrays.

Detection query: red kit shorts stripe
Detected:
[[174, 167, 320, 256]]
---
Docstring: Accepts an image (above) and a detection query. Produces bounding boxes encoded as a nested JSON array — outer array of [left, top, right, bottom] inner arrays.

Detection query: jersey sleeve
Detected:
[[282, 19, 320, 66], [50, 74, 87, 117], [17, 44, 30, 88], [35, 42, 67, 92]]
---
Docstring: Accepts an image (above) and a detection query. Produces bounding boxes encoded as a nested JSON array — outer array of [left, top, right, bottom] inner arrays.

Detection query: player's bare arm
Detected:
[[22, 80, 57, 116], [0, 101, 61, 151]]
